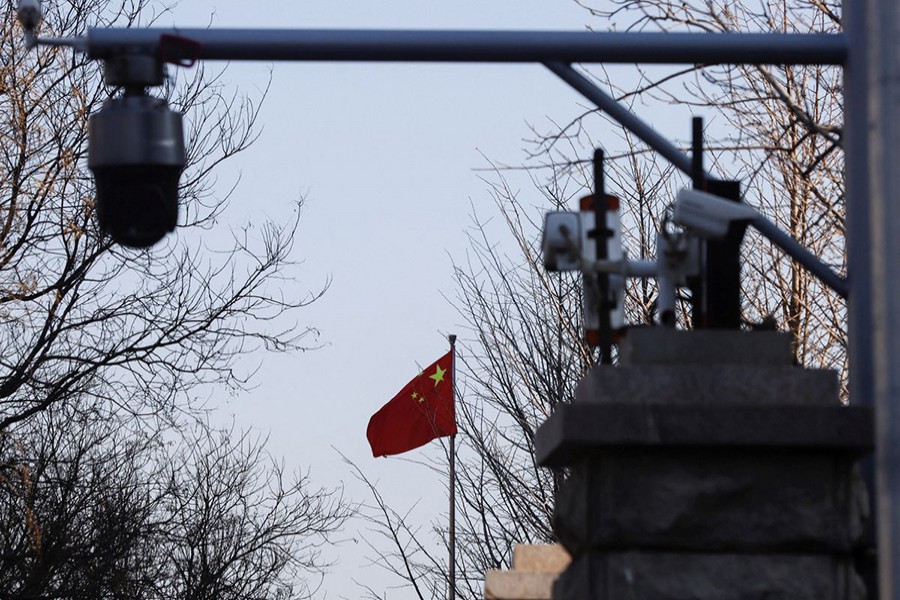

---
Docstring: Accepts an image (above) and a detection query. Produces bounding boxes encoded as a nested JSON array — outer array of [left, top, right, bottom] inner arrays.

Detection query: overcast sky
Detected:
[[157, 2, 613, 598]]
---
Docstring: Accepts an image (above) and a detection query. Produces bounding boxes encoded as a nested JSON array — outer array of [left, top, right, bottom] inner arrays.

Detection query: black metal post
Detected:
[[704, 179, 745, 329], [687, 118, 745, 329], [591, 149, 614, 364]]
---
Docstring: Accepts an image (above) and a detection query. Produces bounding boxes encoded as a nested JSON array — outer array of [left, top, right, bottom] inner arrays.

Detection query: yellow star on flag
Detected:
[[429, 364, 447, 387]]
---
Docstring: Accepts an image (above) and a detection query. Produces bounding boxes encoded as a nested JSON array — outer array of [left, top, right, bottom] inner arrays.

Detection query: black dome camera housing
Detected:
[[88, 94, 185, 248]]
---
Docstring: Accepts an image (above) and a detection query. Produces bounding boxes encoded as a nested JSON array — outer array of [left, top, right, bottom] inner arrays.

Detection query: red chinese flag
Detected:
[[367, 350, 457, 457]]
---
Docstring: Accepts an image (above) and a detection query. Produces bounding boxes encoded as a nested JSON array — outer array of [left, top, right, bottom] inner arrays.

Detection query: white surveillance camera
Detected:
[[672, 188, 757, 239], [17, 0, 42, 31], [542, 211, 582, 272]]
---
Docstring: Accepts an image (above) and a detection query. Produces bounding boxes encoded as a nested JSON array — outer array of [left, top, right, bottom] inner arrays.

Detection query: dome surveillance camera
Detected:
[[17, 0, 42, 31], [88, 94, 186, 248]]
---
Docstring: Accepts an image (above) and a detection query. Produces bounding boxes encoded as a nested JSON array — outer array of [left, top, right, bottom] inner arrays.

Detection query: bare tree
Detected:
[[0, 0, 349, 596], [0, 406, 163, 599], [0, 405, 350, 600], [569, 0, 846, 374], [349, 459, 447, 600], [348, 173, 594, 600], [357, 0, 846, 597], [0, 0, 324, 432], [353, 143, 683, 599], [156, 426, 351, 600]]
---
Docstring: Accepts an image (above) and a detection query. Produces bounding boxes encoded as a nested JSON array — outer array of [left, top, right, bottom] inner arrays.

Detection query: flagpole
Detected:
[[448, 334, 457, 600]]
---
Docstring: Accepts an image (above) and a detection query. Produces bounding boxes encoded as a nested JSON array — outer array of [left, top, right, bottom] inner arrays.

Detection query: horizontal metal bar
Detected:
[[545, 61, 701, 179], [85, 28, 848, 65]]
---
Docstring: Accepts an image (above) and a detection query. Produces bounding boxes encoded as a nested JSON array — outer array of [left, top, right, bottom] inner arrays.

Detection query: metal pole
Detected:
[[690, 118, 710, 326], [844, 0, 874, 413], [750, 217, 848, 299], [544, 61, 703, 180], [593, 150, 614, 365], [448, 334, 457, 600], [83, 28, 847, 65], [865, 0, 900, 596], [843, 0, 878, 595]]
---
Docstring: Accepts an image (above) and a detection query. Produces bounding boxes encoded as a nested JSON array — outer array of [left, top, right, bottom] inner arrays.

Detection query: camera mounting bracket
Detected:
[[103, 54, 164, 91]]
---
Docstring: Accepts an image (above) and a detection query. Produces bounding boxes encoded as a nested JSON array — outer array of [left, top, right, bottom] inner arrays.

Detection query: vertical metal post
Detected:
[[687, 118, 745, 329], [592, 150, 614, 364], [704, 179, 744, 329], [843, 0, 878, 596], [448, 433, 456, 600], [863, 0, 900, 596], [845, 0, 874, 411], [689, 118, 709, 328], [448, 334, 457, 600]]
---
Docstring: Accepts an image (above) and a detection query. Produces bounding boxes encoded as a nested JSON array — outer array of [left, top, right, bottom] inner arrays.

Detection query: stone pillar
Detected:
[[535, 329, 873, 600]]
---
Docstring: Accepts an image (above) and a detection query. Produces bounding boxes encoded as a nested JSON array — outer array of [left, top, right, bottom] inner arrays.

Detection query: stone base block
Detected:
[[619, 328, 795, 367], [553, 552, 866, 600], [576, 364, 838, 406], [553, 450, 868, 553], [512, 544, 570, 573], [484, 571, 557, 600], [536, 404, 874, 466]]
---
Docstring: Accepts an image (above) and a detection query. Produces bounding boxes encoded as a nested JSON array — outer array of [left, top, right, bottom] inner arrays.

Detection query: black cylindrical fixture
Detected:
[[88, 94, 185, 248]]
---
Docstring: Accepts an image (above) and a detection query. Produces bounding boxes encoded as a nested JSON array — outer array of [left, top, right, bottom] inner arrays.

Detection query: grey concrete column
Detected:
[[864, 0, 900, 597], [536, 329, 873, 599]]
